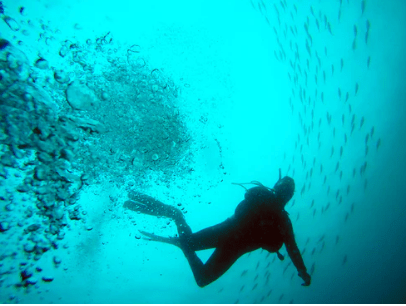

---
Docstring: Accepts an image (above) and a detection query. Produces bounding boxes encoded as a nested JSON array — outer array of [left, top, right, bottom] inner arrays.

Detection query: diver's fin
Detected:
[[124, 200, 155, 215], [277, 251, 285, 261], [128, 191, 167, 207], [125, 191, 184, 220], [139, 230, 180, 247]]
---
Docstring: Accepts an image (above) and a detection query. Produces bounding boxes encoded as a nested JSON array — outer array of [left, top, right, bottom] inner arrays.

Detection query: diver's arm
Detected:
[[283, 215, 311, 286]]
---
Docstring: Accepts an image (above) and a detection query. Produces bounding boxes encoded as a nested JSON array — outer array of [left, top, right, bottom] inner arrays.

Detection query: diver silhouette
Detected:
[[124, 169, 311, 287]]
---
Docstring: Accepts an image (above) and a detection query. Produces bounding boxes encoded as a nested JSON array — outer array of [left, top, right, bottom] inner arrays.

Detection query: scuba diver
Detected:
[[124, 169, 311, 288]]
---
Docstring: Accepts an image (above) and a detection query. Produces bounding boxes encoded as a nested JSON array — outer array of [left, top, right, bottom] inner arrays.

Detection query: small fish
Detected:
[[377, 138, 381, 149], [361, 0, 366, 14], [328, 22, 333, 35], [344, 134, 347, 143], [320, 164, 323, 173], [354, 25, 358, 36], [345, 92, 349, 103], [257, 1, 263, 13], [240, 270, 248, 277], [365, 145, 369, 156], [367, 56, 371, 68], [338, 87, 342, 99], [335, 161, 339, 172], [355, 83, 359, 95], [351, 203, 355, 213], [340, 58, 344, 71], [352, 38, 357, 50], [331, 146, 334, 157], [240, 285, 245, 292], [347, 185, 351, 195], [343, 255, 348, 265], [336, 236, 340, 244], [371, 126, 375, 137], [309, 263, 315, 275], [252, 283, 258, 291], [342, 114, 345, 125], [360, 116, 365, 128], [339, 171, 343, 181]]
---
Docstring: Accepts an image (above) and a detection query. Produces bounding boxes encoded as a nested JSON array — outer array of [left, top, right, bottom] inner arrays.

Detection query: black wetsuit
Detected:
[[180, 186, 307, 287]]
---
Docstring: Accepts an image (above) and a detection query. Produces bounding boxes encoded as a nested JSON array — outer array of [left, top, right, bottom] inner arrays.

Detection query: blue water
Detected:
[[0, 0, 405, 303]]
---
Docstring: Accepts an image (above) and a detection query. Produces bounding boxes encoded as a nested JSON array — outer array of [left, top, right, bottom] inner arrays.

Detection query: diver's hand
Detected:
[[298, 271, 311, 286]]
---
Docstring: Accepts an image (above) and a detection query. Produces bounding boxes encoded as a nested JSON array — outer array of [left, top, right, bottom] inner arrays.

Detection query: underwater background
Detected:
[[0, 0, 406, 303]]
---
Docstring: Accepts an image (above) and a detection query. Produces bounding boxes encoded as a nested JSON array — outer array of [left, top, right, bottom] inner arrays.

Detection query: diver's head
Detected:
[[273, 176, 295, 206]]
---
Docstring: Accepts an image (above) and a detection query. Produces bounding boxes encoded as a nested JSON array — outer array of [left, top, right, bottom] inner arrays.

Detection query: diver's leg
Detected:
[[125, 192, 238, 251], [183, 217, 236, 251], [139, 217, 235, 251], [181, 243, 242, 287]]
